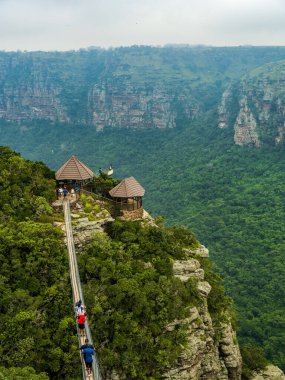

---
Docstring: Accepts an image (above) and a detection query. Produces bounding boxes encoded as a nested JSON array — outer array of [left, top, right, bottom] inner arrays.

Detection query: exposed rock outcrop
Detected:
[[88, 80, 198, 131], [89, 82, 176, 130], [53, 201, 114, 251], [0, 51, 199, 130], [218, 88, 231, 129], [167, 257, 242, 379], [251, 365, 285, 380], [183, 245, 209, 258], [173, 259, 205, 282], [0, 55, 69, 123], [234, 97, 261, 147], [218, 61, 285, 147], [275, 124, 285, 145], [72, 215, 114, 251]]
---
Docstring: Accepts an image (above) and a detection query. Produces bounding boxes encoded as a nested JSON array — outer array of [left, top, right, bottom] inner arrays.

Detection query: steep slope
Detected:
[[0, 147, 82, 378], [1, 46, 285, 375], [69, 196, 242, 379], [1, 112, 285, 372], [0, 146, 245, 379], [2, 46, 285, 131], [218, 61, 285, 147]]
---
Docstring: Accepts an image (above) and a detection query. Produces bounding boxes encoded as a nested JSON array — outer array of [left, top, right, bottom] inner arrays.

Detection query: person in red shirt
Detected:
[[77, 313, 86, 337]]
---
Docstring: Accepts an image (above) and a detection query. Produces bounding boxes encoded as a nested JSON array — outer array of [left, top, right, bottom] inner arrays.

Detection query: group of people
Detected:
[[57, 185, 69, 199], [76, 300, 95, 376], [75, 300, 86, 337], [57, 185, 78, 200]]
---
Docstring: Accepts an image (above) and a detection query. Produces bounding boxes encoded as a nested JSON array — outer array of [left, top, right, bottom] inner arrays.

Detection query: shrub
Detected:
[[241, 345, 268, 379], [84, 202, 93, 213]]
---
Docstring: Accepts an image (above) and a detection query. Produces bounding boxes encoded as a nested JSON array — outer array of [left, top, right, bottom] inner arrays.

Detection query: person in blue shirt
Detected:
[[82, 346, 94, 375], [80, 338, 94, 350], [63, 188, 68, 198]]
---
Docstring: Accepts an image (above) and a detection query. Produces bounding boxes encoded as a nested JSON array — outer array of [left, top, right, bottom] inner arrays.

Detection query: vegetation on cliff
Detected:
[[1, 46, 285, 132], [79, 219, 233, 379], [0, 147, 81, 379], [2, 102, 285, 371], [0, 146, 239, 379], [1, 44, 285, 377]]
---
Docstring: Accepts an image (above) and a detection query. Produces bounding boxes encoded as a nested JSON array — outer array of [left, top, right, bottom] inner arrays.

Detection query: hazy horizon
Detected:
[[2, 43, 285, 54], [1, 0, 285, 51]]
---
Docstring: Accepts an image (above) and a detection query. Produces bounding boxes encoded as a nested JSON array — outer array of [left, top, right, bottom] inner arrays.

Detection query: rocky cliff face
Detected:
[[0, 51, 199, 130], [164, 246, 242, 380], [218, 61, 285, 147], [233, 97, 261, 147], [88, 80, 198, 131], [2, 49, 285, 141], [218, 88, 232, 130], [0, 54, 69, 123], [251, 365, 285, 380]]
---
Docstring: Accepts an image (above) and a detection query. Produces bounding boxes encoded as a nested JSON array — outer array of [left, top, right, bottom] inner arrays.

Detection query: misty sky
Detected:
[[0, 0, 285, 51]]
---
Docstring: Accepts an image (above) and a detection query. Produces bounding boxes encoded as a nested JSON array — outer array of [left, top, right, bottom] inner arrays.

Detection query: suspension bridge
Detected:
[[63, 198, 102, 380]]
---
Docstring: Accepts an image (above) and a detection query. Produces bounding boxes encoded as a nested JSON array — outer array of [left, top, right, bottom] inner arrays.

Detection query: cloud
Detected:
[[0, 0, 285, 51]]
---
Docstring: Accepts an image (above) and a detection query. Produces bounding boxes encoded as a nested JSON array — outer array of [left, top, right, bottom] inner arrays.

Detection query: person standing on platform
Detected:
[[63, 187, 68, 198], [70, 188, 75, 198], [58, 186, 63, 198]]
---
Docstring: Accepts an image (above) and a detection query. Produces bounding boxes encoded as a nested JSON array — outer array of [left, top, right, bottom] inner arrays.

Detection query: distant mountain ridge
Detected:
[[2, 46, 285, 138]]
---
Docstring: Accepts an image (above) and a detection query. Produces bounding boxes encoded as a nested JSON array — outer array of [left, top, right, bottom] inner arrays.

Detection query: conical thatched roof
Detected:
[[55, 155, 94, 181], [109, 176, 145, 198]]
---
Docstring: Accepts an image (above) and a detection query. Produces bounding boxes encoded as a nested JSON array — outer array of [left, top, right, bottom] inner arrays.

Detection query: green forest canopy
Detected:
[[1, 116, 284, 371], [0, 146, 238, 379], [0, 147, 82, 379]]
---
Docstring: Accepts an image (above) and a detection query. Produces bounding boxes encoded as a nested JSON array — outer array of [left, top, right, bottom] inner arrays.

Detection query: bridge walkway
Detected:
[[63, 198, 102, 380]]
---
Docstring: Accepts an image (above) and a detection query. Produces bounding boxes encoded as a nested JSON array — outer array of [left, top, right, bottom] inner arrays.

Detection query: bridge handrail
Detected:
[[63, 200, 87, 380], [81, 188, 117, 204], [64, 199, 103, 380]]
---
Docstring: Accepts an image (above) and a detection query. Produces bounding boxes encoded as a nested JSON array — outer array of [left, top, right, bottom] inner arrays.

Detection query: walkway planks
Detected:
[[63, 199, 102, 380]]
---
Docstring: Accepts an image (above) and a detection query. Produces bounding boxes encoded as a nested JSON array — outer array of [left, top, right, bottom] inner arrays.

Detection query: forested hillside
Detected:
[[1, 45, 285, 372], [0, 147, 82, 379], [0, 147, 245, 379], [77, 218, 241, 379], [1, 114, 284, 371]]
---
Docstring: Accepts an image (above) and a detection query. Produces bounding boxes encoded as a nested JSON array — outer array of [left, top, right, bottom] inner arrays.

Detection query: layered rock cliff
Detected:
[[0, 50, 200, 130], [0, 53, 69, 123], [88, 80, 198, 131], [164, 247, 242, 380], [234, 97, 261, 147], [2, 48, 285, 142], [2, 47, 285, 152], [218, 61, 285, 147]]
